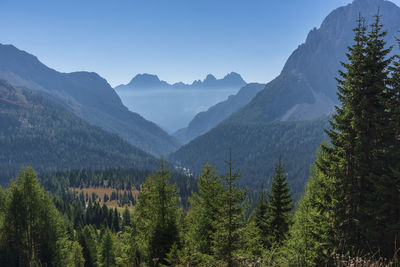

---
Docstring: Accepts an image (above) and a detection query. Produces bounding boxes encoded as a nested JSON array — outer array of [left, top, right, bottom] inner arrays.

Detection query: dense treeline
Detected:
[[1, 14, 400, 266], [0, 157, 291, 266], [39, 167, 198, 209]]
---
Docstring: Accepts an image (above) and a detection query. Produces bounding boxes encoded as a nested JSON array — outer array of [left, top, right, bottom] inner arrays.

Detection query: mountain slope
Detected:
[[173, 83, 265, 144], [0, 79, 159, 184], [169, 117, 330, 197], [0, 44, 179, 156], [169, 0, 400, 193], [228, 0, 400, 124]]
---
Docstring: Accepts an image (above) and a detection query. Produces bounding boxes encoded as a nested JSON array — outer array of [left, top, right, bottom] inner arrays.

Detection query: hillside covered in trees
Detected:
[[0, 80, 159, 184]]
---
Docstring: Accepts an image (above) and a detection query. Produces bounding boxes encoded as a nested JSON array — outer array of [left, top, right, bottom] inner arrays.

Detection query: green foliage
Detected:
[[238, 219, 264, 260], [78, 225, 98, 267], [254, 187, 269, 247], [99, 229, 116, 267], [122, 207, 131, 228], [71, 241, 86, 267], [282, 145, 335, 266], [0, 167, 77, 266], [186, 163, 223, 254], [211, 152, 246, 266], [134, 161, 180, 266], [267, 157, 293, 246]]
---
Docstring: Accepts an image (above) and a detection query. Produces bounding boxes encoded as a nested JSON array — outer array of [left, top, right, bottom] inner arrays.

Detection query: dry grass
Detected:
[[69, 186, 139, 209], [332, 253, 396, 267]]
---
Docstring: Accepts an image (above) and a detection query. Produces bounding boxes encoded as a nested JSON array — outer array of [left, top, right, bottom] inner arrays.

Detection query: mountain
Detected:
[[173, 83, 265, 144], [0, 79, 159, 184], [115, 72, 246, 91], [228, 0, 400, 124], [117, 73, 171, 90], [0, 44, 179, 156], [169, 0, 400, 194], [115, 72, 247, 132]]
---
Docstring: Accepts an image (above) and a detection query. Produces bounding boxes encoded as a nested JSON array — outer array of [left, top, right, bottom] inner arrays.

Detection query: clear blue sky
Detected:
[[1, 0, 399, 87]]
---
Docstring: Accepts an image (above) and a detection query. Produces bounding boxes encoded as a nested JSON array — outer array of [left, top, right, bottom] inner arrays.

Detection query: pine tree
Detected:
[[267, 157, 292, 246], [0, 167, 73, 266], [112, 208, 120, 232], [78, 225, 98, 267], [186, 162, 223, 255], [71, 241, 85, 267], [99, 229, 116, 267], [211, 151, 246, 267], [315, 13, 397, 256], [134, 160, 180, 266], [283, 144, 336, 266], [240, 219, 264, 260], [318, 16, 369, 251], [122, 207, 131, 228], [253, 186, 269, 247]]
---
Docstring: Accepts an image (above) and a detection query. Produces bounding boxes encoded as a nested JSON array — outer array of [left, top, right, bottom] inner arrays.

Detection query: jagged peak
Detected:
[[223, 72, 246, 82], [129, 73, 161, 84], [204, 74, 217, 82]]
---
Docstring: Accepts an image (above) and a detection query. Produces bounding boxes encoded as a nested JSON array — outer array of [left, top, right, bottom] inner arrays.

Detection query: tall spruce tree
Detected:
[[134, 160, 180, 266], [211, 151, 246, 267], [122, 207, 131, 229], [78, 225, 98, 267], [267, 157, 292, 246], [317, 13, 398, 255], [99, 229, 116, 267], [319, 16, 368, 251], [186, 163, 223, 255]]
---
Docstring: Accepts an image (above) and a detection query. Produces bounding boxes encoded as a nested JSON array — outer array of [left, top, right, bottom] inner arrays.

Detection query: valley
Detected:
[[0, 0, 399, 265]]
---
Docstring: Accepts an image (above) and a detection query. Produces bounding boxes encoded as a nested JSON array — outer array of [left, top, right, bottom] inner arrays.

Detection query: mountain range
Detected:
[[115, 72, 246, 91], [169, 0, 400, 194], [0, 44, 179, 156]]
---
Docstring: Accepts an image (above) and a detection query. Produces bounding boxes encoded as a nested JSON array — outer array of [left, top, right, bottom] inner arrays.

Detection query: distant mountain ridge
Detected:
[[0, 44, 179, 156], [0, 79, 159, 184], [115, 72, 246, 91], [169, 0, 400, 194]]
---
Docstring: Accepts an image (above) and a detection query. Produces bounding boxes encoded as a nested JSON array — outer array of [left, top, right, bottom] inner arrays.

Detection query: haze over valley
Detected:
[[115, 72, 246, 132]]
